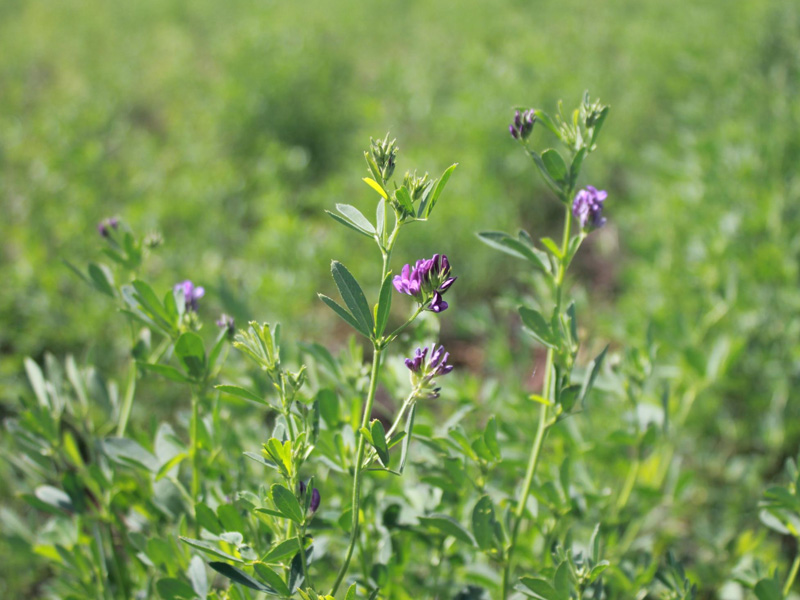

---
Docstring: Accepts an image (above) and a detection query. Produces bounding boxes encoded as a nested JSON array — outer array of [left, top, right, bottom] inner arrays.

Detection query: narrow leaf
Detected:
[[331, 261, 374, 335], [318, 294, 370, 338], [271, 484, 304, 524], [336, 204, 376, 234], [208, 562, 276, 594]]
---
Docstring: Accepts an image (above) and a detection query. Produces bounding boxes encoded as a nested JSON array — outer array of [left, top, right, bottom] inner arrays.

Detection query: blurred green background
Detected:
[[2, 0, 800, 594]]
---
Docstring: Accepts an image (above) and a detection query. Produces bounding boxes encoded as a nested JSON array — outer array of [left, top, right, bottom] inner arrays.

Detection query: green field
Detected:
[[2, 0, 800, 597]]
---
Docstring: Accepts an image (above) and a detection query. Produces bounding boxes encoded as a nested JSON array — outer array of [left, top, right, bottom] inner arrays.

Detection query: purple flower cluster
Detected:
[[174, 280, 205, 312], [405, 345, 454, 399], [393, 254, 456, 313], [572, 186, 608, 230], [298, 481, 321, 515], [509, 109, 535, 140], [97, 217, 119, 237]]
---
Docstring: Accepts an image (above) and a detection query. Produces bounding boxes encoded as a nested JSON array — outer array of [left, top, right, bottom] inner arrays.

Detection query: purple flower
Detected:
[[299, 481, 321, 516], [216, 313, 235, 337], [509, 109, 535, 140], [405, 345, 454, 398], [174, 280, 205, 312], [393, 254, 457, 312], [97, 217, 119, 238], [572, 186, 608, 230], [309, 488, 321, 514]]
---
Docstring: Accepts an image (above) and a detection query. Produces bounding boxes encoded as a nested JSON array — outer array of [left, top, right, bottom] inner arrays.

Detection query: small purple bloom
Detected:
[[97, 217, 119, 238], [429, 292, 448, 313], [509, 109, 535, 140], [216, 313, 235, 337], [572, 186, 608, 230], [298, 480, 306, 496], [405, 345, 454, 398], [393, 254, 457, 312], [175, 280, 205, 312], [309, 488, 321, 514]]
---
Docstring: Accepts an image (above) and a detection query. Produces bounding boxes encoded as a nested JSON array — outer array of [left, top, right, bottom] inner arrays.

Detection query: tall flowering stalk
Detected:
[[323, 136, 458, 594], [479, 93, 610, 598]]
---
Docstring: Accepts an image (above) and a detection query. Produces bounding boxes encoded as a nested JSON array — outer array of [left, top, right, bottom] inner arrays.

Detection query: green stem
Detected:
[[615, 457, 640, 514], [502, 204, 572, 599], [784, 544, 800, 597], [384, 306, 423, 344], [297, 529, 312, 591], [91, 521, 113, 600], [502, 388, 551, 599], [330, 346, 383, 595], [116, 362, 137, 437], [190, 389, 200, 535]]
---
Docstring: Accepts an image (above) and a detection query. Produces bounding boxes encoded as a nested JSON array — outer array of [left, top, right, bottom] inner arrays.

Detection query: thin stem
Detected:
[[502, 204, 572, 599], [785, 544, 800, 597], [297, 530, 312, 591], [502, 391, 550, 599], [116, 362, 137, 437], [190, 388, 201, 536], [363, 389, 417, 468], [384, 306, 424, 345], [330, 346, 383, 595]]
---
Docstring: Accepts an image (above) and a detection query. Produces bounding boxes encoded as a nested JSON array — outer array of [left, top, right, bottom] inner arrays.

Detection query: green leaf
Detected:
[[156, 578, 196, 600], [476, 231, 549, 273], [394, 186, 414, 215], [517, 577, 561, 600], [318, 294, 370, 338], [174, 332, 206, 379], [215, 385, 265, 405], [335, 204, 376, 234], [132, 280, 173, 328], [345, 583, 357, 600], [102, 437, 159, 472], [253, 563, 292, 597], [370, 419, 390, 468], [34, 485, 73, 512], [331, 261, 374, 336], [754, 578, 781, 600], [419, 514, 476, 546], [156, 452, 187, 481], [541, 149, 568, 183], [261, 537, 301, 564], [88, 263, 116, 297], [529, 150, 564, 196], [579, 345, 609, 407], [24, 357, 50, 409], [420, 163, 457, 219], [399, 403, 417, 473], [317, 388, 340, 427], [326, 211, 375, 239], [375, 271, 393, 338], [472, 495, 497, 552], [195, 503, 223, 535], [140, 362, 193, 383], [288, 545, 313, 593], [569, 147, 587, 188], [540, 237, 563, 258], [208, 562, 277, 594], [271, 484, 304, 524], [590, 107, 609, 146], [484, 416, 501, 460], [178, 538, 242, 563], [519, 306, 557, 348], [187, 556, 208, 599], [533, 109, 561, 139]]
